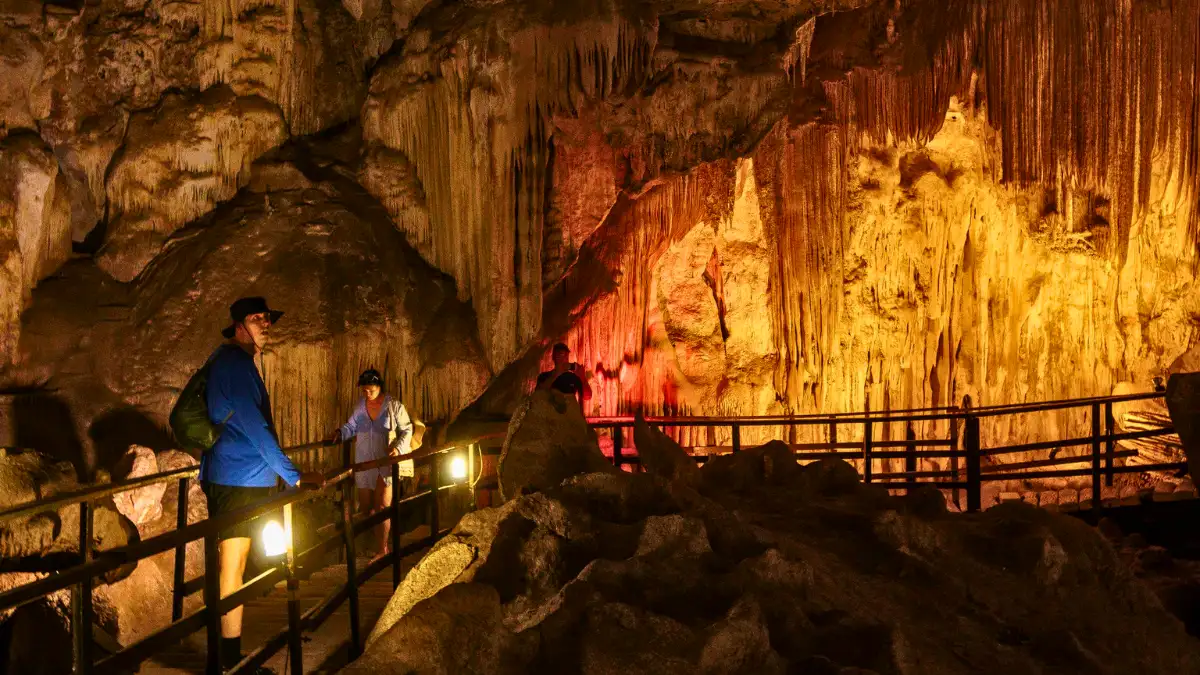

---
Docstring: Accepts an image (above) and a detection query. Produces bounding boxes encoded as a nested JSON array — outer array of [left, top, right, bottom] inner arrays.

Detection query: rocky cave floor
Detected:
[[340, 391, 1200, 674], [6, 391, 1200, 674]]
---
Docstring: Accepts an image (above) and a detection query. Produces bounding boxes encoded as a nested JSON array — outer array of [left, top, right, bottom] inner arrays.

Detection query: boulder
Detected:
[[578, 602, 700, 675], [497, 390, 617, 501], [343, 583, 535, 675], [352, 439, 1200, 674], [366, 500, 525, 646], [0, 449, 139, 578], [1165, 372, 1200, 480], [110, 445, 165, 526], [1, 597, 72, 675], [632, 415, 701, 487], [697, 596, 787, 675]]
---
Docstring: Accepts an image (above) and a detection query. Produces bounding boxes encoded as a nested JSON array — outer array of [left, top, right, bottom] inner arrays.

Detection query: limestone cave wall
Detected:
[[1, 0, 1199, 472]]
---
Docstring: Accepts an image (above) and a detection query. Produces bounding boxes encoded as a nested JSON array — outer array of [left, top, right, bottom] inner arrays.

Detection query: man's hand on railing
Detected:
[[297, 471, 326, 489], [325, 429, 342, 444]]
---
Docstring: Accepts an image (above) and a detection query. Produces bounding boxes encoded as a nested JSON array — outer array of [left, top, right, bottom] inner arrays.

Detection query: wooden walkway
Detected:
[[137, 530, 432, 674]]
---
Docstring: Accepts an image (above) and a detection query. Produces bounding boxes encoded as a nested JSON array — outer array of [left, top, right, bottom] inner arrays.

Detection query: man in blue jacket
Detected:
[[201, 296, 323, 672]]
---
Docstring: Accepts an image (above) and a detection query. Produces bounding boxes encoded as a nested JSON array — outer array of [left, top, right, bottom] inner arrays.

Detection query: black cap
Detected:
[[357, 369, 383, 386], [221, 297, 284, 339]]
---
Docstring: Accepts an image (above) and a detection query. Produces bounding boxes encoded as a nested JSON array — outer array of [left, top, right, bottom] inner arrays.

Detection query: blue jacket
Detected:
[[199, 345, 301, 487]]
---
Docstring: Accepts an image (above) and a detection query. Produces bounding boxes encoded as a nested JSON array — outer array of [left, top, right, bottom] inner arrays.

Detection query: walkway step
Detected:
[[137, 531, 431, 675]]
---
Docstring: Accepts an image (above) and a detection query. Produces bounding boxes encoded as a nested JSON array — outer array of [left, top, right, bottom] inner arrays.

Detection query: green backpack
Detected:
[[169, 347, 233, 453]]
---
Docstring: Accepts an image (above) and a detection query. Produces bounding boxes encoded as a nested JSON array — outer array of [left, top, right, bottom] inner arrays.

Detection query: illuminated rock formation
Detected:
[[0, 0, 1198, 485]]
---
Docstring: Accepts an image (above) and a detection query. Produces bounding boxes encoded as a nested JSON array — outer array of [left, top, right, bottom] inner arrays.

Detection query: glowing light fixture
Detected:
[[261, 519, 289, 558], [449, 455, 468, 481]]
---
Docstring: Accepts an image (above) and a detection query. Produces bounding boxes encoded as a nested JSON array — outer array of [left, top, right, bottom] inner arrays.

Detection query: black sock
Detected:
[[221, 636, 242, 668]]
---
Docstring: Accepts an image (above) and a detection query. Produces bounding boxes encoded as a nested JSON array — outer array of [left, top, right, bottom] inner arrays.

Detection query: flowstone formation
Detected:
[[346, 398, 1200, 674], [3, 0, 1200, 480]]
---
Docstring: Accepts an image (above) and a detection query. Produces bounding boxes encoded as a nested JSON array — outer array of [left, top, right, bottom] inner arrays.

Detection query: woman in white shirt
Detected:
[[329, 369, 413, 557]]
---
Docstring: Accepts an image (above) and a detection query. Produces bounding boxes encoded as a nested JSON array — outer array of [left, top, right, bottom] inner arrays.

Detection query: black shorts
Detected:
[[202, 482, 278, 541]]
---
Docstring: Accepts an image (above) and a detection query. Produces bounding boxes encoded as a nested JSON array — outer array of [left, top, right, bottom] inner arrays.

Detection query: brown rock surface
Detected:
[[0, 449, 138, 568], [498, 390, 617, 501], [350, 447, 1200, 674]]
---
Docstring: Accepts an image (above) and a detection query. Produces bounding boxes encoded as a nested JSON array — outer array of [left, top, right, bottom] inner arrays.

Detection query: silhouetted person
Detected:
[[201, 297, 323, 673], [536, 343, 592, 409]]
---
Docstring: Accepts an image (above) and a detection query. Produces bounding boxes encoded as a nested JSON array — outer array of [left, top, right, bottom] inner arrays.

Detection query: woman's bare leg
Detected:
[[356, 487, 374, 554], [375, 474, 392, 556]]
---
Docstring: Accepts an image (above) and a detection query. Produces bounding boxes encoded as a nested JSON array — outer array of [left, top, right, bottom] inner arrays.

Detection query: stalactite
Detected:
[[976, 0, 1200, 246], [782, 17, 816, 85], [262, 331, 484, 450], [557, 163, 736, 420], [754, 121, 847, 414], [363, 14, 654, 372], [105, 91, 285, 244]]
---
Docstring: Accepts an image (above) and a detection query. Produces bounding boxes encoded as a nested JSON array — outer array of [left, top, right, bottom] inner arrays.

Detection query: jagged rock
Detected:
[[579, 601, 700, 675], [354, 448, 1200, 674], [556, 471, 679, 525], [2, 596, 72, 675], [632, 415, 701, 487], [93, 556, 175, 645], [0, 450, 138, 577], [110, 445, 165, 526], [635, 514, 711, 557], [698, 596, 787, 675], [343, 583, 535, 675], [498, 390, 617, 501]]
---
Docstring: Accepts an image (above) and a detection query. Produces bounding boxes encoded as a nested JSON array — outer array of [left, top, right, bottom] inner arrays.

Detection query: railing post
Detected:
[[949, 406, 961, 510], [72, 499, 94, 675], [828, 417, 837, 446], [1104, 401, 1115, 487], [203, 531, 221, 675], [612, 426, 623, 470], [731, 424, 742, 453], [172, 477, 189, 622], [905, 421, 917, 495], [964, 395, 981, 513], [862, 419, 873, 483], [468, 442, 478, 511], [341, 454, 361, 659], [283, 502, 303, 675], [428, 455, 441, 546], [391, 460, 403, 590], [1091, 402, 1102, 511]]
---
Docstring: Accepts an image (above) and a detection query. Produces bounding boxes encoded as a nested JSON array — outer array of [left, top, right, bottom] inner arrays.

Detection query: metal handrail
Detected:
[[0, 391, 1171, 525], [0, 434, 482, 675], [0, 436, 445, 526]]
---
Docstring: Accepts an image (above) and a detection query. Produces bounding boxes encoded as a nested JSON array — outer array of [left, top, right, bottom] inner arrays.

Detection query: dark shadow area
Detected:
[[88, 406, 177, 473], [11, 391, 87, 479], [1069, 499, 1200, 559]]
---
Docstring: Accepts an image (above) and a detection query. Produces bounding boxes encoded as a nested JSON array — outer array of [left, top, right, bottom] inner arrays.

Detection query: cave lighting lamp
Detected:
[[450, 455, 468, 481], [261, 519, 291, 558]]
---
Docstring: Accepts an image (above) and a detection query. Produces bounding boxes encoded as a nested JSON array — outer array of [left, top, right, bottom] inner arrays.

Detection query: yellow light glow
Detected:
[[261, 519, 289, 558], [449, 455, 468, 480]]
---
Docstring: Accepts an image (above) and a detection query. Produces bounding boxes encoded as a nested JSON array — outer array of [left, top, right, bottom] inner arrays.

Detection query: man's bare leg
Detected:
[[218, 537, 252, 666]]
